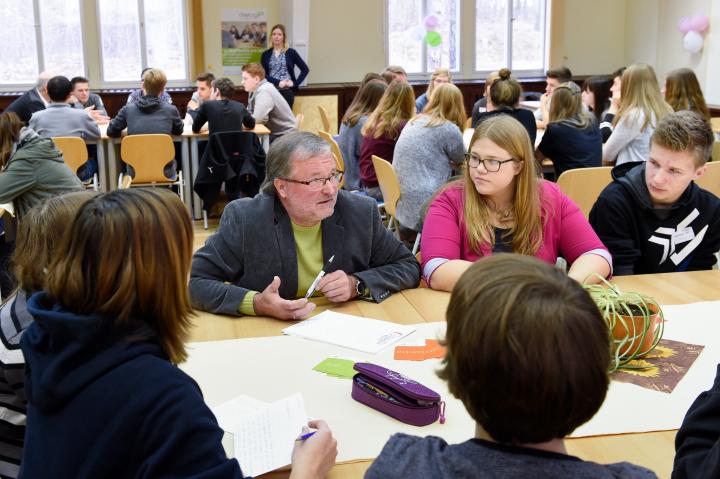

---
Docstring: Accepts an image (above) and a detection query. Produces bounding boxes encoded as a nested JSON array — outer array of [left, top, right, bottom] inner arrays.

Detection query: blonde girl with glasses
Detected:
[[420, 115, 612, 291]]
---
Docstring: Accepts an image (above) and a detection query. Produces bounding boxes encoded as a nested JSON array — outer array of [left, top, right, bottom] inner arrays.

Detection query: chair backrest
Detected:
[[372, 155, 401, 217], [696, 161, 720, 197], [52, 136, 88, 174], [317, 130, 346, 189], [556, 166, 613, 218], [712, 141, 720, 162], [295, 113, 305, 130], [710, 117, 720, 134], [120, 134, 175, 183], [318, 106, 331, 133]]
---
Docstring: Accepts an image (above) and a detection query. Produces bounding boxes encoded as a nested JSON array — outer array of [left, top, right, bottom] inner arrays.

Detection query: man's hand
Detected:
[[290, 420, 337, 479], [187, 99, 199, 111], [86, 107, 110, 124], [253, 276, 316, 320], [316, 271, 358, 303]]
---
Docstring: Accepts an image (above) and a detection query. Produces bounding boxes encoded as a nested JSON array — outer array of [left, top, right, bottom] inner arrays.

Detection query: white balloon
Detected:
[[683, 30, 704, 54]]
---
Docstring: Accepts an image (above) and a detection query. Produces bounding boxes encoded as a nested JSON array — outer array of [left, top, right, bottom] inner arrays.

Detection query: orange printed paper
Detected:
[[394, 339, 446, 361]]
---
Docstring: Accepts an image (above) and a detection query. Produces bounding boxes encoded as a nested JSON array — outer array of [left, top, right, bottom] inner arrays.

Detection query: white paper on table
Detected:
[[230, 392, 308, 478], [211, 394, 268, 432], [282, 310, 416, 354]]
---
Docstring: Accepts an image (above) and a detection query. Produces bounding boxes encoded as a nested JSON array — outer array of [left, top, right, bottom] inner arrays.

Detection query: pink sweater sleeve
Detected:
[[420, 186, 465, 270]]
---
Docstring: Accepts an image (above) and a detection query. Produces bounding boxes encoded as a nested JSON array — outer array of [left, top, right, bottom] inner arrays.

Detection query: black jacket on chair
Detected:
[[194, 131, 266, 211], [191, 99, 255, 134]]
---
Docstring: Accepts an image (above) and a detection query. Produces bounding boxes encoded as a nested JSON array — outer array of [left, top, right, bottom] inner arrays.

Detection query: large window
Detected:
[[387, 0, 460, 74], [0, 0, 85, 85], [476, 0, 547, 74], [386, 0, 548, 77], [98, 0, 188, 83]]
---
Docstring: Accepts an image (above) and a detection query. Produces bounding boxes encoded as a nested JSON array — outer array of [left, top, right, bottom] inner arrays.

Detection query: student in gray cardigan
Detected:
[[393, 115, 465, 231], [242, 63, 296, 141], [28, 76, 100, 141], [366, 255, 657, 479], [70, 76, 108, 117]]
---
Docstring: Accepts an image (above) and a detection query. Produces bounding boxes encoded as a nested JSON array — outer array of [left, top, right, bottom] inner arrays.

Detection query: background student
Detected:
[[664, 67, 711, 122], [261, 24, 310, 109], [366, 255, 656, 479], [582, 75, 612, 125], [415, 68, 451, 113], [20, 188, 338, 478]]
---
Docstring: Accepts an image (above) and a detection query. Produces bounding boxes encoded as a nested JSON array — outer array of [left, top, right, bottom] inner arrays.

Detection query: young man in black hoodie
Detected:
[[589, 110, 720, 275]]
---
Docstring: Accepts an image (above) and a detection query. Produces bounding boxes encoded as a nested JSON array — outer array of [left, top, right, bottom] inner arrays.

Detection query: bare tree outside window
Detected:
[[40, 0, 85, 78], [144, 0, 188, 81], [98, 0, 142, 82]]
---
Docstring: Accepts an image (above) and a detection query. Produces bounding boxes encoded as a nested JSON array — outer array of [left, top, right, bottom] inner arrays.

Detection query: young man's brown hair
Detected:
[[196, 71, 216, 87], [651, 110, 714, 167], [438, 254, 611, 444], [242, 63, 266, 80], [142, 68, 168, 97], [546, 66, 572, 83], [45, 189, 194, 364]]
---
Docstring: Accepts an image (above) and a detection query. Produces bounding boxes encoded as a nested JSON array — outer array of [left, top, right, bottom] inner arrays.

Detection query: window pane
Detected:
[[39, 0, 85, 78], [0, 1, 39, 84], [511, 0, 545, 71], [98, 0, 142, 82], [388, 0, 423, 73], [426, 0, 460, 71], [475, 0, 508, 71], [144, 0, 188, 81]]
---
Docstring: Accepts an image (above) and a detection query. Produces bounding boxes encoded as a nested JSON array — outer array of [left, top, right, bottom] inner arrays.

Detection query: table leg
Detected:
[[261, 134, 269, 153], [191, 137, 202, 220], [93, 140, 108, 192], [108, 139, 119, 190], [180, 137, 192, 214]]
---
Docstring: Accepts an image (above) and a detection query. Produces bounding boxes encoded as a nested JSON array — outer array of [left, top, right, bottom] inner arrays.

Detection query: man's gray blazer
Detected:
[[189, 190, 421, 315]]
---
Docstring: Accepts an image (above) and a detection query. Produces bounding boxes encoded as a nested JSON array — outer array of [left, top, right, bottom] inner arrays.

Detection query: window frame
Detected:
[[96, 0, 190, 87], [0, 0, 88, 89]]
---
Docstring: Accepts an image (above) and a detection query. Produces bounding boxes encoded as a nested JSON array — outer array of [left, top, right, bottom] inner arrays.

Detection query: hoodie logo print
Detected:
[[647, 209, 708, 265]]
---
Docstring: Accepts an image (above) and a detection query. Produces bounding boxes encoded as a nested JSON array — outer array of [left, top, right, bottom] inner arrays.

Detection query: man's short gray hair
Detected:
[[36, 71, 55, 89], [261, 131, 332, 195]]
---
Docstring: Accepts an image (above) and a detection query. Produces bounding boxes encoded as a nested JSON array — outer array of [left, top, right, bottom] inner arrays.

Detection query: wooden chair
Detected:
[[317, 130, 346, 189], [119, 134, 184, 203], [710, 117, 720, 134], [51, 136, 99, 191], [318, 106, 331, 133], [372, 155, 401, 233], [295, 113, 305, 130], [712, 141, 720, 162], [556, 166, 613, 219], [696, 161, 720, 197]]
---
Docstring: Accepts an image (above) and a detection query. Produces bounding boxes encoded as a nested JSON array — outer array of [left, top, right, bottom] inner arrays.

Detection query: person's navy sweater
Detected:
[[673, 364, 720, 479], [19, 292, 242, 479], [589, 161, 720, 275]]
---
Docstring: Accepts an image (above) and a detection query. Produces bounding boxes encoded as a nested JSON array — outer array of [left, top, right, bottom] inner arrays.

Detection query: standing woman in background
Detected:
[[415, 68, 452, 114], [664, 68, 711, 122], [261, 24, 309, 109], [603, 63, 672, 166], [582, 75, 612, 124], [336, 79, 387, 191]]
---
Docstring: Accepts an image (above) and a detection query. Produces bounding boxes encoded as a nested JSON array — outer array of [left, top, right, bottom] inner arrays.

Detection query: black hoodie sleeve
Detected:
[[588, 184, 640, 275], [673, 364, 720, 479], [107, 106, 129, 138]]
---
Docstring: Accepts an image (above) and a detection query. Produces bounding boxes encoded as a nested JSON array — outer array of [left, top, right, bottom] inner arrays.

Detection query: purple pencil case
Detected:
[[351, 362, 446, 427]]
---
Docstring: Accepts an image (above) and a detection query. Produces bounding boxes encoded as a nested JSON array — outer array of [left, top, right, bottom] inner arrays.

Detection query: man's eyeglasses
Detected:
[[464, 154, 517, 172], [280, 171, 344, 191]]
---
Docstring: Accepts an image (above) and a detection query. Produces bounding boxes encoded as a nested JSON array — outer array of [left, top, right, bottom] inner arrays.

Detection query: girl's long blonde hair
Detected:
[[361, 80, 415, 140], [463, 115, 544, 255], [425, 68, 452, 103], [415, 83, 466, 130], [615, 63, 673, 130]]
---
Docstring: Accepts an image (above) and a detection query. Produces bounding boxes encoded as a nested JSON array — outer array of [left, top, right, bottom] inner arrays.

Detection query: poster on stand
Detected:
[[221, 9, 267, 75]]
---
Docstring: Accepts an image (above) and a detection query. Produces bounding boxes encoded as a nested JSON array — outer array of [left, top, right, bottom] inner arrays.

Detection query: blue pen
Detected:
[[297, 431, 316, 441]]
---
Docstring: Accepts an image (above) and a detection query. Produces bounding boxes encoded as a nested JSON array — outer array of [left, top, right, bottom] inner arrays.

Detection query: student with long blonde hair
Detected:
[[415, 68, 452, 113], [537, 82, 602, 178], [603, 63, 673, 165], [664, 67, 711, 122], [358, 80, 415, 199], [394, 83, 466, 232], [421, 115, 611, 292]]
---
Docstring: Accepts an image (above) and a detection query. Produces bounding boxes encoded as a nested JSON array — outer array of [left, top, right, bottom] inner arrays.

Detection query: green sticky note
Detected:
[[313, 358, 357, 379]]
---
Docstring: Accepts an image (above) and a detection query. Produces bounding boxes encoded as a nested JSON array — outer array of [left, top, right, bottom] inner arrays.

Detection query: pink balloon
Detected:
[[688, 14, 709, 32], [424, 15, 439, 30], [678, 17, 692, 34]]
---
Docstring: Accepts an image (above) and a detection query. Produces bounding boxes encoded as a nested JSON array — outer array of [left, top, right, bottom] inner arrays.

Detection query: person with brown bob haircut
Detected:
[[367, 255, 656, 478], [664, 67, 711, 122], [19, 189, 337, 478]]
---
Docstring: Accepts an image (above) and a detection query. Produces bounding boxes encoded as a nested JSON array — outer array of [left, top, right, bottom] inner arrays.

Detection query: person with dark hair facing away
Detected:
[[261, 24, 309, 109], [192, 77, 255, 134], [536, 66, 573, 128], [590, 110, 720, 275], [70, 76, 109, 121], [185, 72, 216, 121], [107, 68, 184, 179], [19, 188, 338, 478], [537, 82, 602, 178], [336, 79, 387, 191], [0, 191, 93, 478], [664, 67, 711, 122], [366, 254, 656, 479], [582, 75, 612, 124], [473, 68, 536, 144], [673, 364, 720, 478]]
